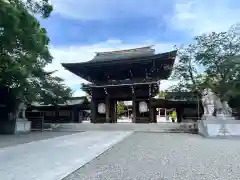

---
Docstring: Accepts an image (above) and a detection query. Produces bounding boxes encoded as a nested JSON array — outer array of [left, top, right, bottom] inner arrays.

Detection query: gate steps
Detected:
[[56, 123, 197, 133]]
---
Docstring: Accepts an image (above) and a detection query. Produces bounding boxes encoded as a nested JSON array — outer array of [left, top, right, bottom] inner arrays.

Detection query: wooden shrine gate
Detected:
[[90, 82, 159, 123], [62, 46, 177, 123]]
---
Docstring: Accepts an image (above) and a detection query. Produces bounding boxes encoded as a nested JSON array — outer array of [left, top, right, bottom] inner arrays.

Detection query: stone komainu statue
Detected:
[[15, 102, 27, 120], [201, 88, 215, 117], [201, 88, 233, 118]]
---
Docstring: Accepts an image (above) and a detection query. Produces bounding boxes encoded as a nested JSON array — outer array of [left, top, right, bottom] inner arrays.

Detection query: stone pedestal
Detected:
[[0, 119, 31, 134], [198, 118, 240, 138], [15, 119, 31, 133], [198, 88, 239, 138]]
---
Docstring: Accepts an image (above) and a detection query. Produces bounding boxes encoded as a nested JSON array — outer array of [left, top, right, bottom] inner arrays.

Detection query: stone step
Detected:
[[56, 123, 197, 133]]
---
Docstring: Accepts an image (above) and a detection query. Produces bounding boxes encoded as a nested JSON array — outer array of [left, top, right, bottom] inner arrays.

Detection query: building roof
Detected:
[[91, 46, 155, 62], [156, 91, 199, 101], [62, 49, 176, 67], [165, 92, 199, 98], [151, 98, 199, 108], [62, 48, 177, 84], [31, 96, 89, 107]]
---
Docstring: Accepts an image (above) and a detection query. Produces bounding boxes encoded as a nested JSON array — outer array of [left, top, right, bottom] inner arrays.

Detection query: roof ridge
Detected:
[[95, 45, 154, 55]]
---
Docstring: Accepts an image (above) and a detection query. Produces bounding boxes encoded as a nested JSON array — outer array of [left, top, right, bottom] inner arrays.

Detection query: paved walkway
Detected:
[[0, 131, 77, 148], [0, 131, 132, 180]]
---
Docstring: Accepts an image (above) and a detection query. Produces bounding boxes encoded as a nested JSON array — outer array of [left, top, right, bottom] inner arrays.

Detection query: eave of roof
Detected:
[[61, 50, 177, 83], [62, 50, 177, 68], [30, 97, 89, 107], [165, 92, 199, 97]]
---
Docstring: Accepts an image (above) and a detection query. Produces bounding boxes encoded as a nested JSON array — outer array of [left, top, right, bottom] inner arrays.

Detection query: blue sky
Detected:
[[40, 0, 189, 46], [42, 0, 240, 96]]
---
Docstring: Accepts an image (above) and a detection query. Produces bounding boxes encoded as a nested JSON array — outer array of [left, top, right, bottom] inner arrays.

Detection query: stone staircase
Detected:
[[56, 123, 197, 133]]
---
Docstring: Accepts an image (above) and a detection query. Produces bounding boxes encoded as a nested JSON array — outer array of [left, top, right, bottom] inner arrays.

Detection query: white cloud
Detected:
[[171, 0, 240, 35], [50, 0, 240, 35], [46, 40, 176, 96], [51, 0, 171, 20]]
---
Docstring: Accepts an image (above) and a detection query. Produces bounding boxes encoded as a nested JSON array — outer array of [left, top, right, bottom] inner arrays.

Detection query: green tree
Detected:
[[169, 43, 203, 92], [36, 74, 73, 105], [80, 83, 92, 101], [38, 74, 73, 122], [158, 91, 168, 99], [117, 102, 125, 118], [170, 26, 240, 102], [80, 83, 91, 96], [195, 28, 240, 101], [0, 0, 72, 110]]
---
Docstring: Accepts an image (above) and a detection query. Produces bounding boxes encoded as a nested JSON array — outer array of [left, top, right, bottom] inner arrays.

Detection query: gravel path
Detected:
[[64, 132, 240, 180]]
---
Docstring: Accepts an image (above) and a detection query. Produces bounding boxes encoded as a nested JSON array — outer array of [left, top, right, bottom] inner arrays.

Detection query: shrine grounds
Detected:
[[1, 131, 240, 180], [64, 132, 240, 180]]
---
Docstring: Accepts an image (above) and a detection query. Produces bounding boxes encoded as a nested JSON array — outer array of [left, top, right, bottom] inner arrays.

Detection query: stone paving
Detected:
[[0, 131, 77, 148], [0, 131, 132, 180], [64, 133, 240, 180]]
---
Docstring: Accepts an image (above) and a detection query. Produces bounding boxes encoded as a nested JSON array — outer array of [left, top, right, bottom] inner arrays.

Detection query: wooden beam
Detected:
[[131, 85, 135, 94], [90, 98, 97, 123], [132, 96, 136, 123], [104, 87, 108, 95], [90, 81, 158, 88], [129, 69, 133, 77], [149, 84, 152, 96], [106, 95, 110, 123]]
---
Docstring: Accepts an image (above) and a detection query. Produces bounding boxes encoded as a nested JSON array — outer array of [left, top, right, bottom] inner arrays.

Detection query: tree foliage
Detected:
[[170, 43, 200, 92], [0, 0, 72, 109], [117, 102, 125, 118], [158, 91, 168, 99], [80, 83, 91, 96], [35, 73, 73, 105], [80, 83, 92, 102], [170, 25, 240, 101]]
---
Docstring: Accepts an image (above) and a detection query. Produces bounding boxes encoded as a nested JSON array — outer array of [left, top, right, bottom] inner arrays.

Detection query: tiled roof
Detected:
[[61, 49, 177, 83], [165, 92, 198, 97], [31, 97, 88, 107], [91, 46, 155, 62]]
